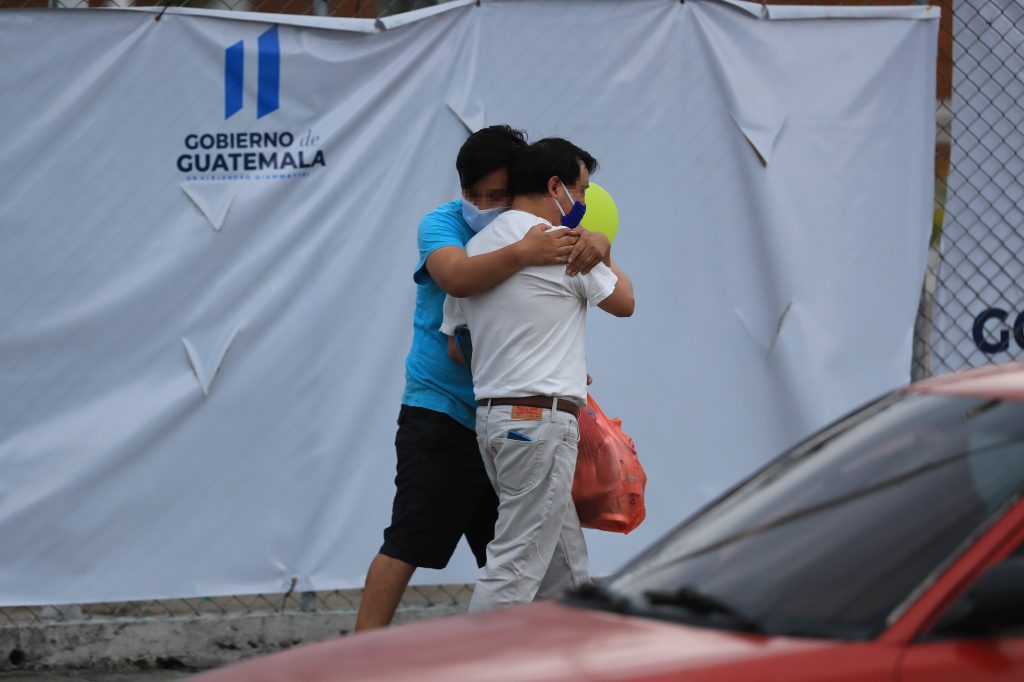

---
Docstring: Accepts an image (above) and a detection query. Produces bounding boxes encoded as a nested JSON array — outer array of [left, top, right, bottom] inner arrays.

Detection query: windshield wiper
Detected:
[[561, 582, 631, 614], [642, 585, 762, 633]]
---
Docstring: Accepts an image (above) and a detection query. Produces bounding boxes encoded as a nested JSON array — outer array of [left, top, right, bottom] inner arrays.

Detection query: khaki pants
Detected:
[[469, 402, 589, 612]]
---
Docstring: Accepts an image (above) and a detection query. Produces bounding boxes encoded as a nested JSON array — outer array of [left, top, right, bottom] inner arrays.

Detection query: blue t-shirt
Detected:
[[401, 199, 477, 430]]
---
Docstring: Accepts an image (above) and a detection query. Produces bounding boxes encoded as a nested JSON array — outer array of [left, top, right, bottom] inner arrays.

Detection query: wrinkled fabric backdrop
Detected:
[[0, 0, 938, 605]]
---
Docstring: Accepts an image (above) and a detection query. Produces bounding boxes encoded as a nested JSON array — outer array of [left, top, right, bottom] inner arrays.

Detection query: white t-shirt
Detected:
[[440, 210, 618, 404]]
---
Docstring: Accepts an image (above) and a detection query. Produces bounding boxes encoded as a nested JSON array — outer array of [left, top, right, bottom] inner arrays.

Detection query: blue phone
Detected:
[[507, 430, 532, 442]]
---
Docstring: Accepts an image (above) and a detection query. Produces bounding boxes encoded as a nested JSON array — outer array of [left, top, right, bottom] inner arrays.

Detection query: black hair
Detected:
[[456, 125, 529, 190], [509, 138, 598, 197]]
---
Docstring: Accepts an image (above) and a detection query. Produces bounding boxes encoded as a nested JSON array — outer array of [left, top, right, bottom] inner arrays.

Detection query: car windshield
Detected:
[[594, 393, 1024, 640]]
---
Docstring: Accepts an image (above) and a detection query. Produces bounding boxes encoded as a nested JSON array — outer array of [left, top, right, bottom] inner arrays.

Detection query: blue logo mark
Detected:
[[224, 25, 280, 120]]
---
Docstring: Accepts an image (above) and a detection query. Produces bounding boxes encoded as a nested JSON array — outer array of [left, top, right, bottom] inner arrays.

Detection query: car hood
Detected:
[[195, 601, 841, 682]]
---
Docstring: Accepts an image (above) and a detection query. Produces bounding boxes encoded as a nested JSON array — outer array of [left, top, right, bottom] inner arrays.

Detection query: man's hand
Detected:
[[566, 229, 611, 276], [516, 224, 578, 267]]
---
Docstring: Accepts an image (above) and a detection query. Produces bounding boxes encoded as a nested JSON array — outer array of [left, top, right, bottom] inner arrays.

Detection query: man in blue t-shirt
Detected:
[[355, 125, 612, 630]]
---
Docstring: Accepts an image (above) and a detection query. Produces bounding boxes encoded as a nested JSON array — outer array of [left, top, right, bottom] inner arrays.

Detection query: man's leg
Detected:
[[360, 405, 491, 629], [535, 487, 589, 600], [464, 475, 500, 569], [355, 553, 416, 631], [469, 406, 580, 611], [534, 410, 588, 600]]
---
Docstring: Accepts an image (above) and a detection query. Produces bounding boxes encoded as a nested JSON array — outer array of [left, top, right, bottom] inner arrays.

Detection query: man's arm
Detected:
[[596, 258, 635, 318], [447, 335, 467, 365], [426, 225, 577, 298]]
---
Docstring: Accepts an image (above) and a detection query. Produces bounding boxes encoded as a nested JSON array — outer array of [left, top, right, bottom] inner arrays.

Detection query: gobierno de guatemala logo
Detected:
[[177, 26, 326, 183]]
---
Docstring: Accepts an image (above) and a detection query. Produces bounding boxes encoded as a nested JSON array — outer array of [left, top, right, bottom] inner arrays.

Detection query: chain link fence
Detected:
[[1, 0, 1021, 670], [924, 0, 1024, 376]]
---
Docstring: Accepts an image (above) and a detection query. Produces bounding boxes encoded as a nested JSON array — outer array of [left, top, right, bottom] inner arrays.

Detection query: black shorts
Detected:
[[380, 405, 498, 569]]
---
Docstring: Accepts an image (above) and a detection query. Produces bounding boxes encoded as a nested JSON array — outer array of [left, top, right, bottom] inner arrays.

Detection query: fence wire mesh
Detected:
[[0, 0, 1021, 647]]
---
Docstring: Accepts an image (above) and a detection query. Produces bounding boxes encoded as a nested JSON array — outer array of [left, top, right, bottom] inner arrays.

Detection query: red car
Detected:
[[197, 363, 1024, 681]]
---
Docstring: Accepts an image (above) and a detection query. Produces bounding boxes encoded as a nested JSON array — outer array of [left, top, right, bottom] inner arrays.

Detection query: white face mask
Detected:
[[462, 199, 508, 233]]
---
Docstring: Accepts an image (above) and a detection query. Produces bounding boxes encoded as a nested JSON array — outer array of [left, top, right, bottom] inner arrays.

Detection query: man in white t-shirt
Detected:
[[441, 138, 635, 611]]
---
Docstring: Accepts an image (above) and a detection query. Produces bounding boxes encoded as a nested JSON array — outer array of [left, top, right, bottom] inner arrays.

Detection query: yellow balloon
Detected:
[[581, 182, 619, 243]]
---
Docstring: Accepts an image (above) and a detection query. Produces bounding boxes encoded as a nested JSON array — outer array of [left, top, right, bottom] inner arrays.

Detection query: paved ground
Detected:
[[5, 671, 195, 681], [0, 585, 468, 675]]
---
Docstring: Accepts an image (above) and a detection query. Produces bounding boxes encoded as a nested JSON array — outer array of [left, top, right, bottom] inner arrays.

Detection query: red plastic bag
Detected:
[[572, 394, 647, 534]]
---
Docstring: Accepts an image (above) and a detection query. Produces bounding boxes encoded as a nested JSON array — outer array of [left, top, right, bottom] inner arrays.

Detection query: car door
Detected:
[[898, 540, 1024, 682]]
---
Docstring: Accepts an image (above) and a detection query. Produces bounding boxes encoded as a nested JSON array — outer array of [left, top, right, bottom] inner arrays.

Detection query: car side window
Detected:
[[966, 425, 1024, 514], [928, 537, 1024, 640]]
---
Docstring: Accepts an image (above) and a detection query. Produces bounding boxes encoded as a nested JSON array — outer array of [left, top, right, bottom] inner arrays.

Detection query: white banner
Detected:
[[933, 0, 1024, 372], [0, 0, 937, 605]]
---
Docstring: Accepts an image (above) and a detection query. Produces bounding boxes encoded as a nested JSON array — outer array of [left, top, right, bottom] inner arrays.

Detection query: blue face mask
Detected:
[[462, 199, 508, 233], [553, 180, 586, 228]]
